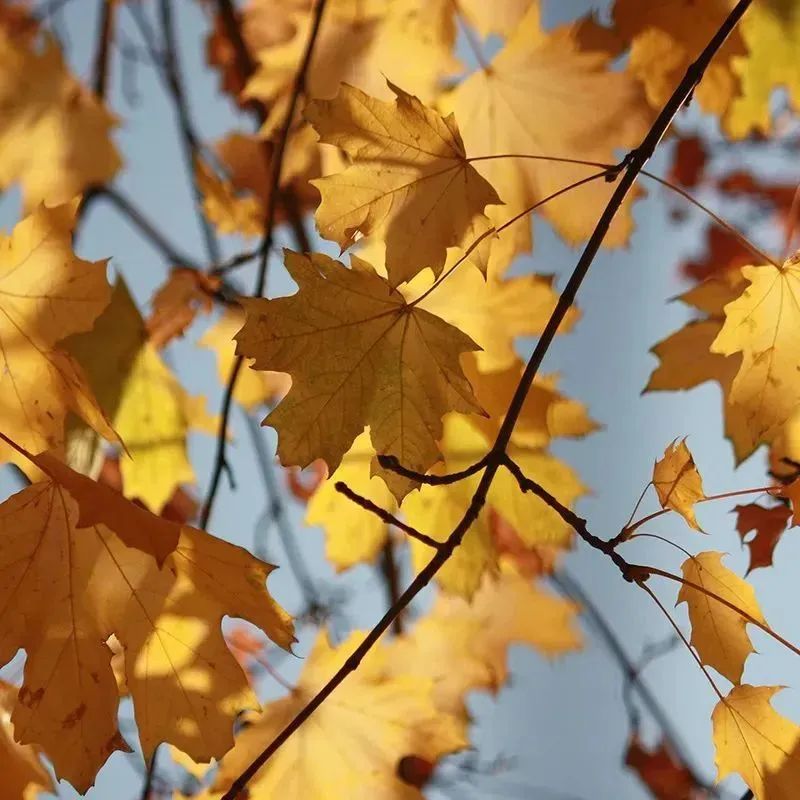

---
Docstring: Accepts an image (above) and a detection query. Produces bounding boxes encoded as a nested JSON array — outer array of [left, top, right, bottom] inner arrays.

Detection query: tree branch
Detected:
[[200, 0, 329, 530], [219, 3, 755, 797], [379, 536, 404, 635]]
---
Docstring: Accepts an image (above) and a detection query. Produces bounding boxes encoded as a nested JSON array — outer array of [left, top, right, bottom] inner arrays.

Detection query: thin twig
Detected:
[[379, 536, 404, 635], [334, 482, 441, 550], [159, 0, 222, 265], [551, 570, 714, 794], [97, 187, 203, 268], [139, 744, 159, 800], [219, 5, 754, 797], [243, 411, 321, 609], [200, 0, 329, 530], [377, 453, 488, 485]]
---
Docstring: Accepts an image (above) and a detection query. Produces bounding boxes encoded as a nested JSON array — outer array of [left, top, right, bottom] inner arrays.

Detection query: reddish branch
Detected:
[[219, 2, 756, 797]]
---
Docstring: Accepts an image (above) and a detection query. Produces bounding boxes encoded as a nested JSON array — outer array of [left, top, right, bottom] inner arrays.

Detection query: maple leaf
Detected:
[[0, 475, 293, 791], [0, 681, 54, 800], [0, 33, 121, 207], [146, 267, 221, 350], [305, 82, 500, 287], [197, 157, 264, 239], [66, 280, 218, 513], [211, 630, 467, 799], [199, 306, 291, 412], [677, 551, 766, 684], [712, 684, 800, 798], [234, 251, 483, 498], [443, 3, 652, 274], [624, 734, 699, 800], [710, 256, 800, 456], [401, 264, 579, 372], [726, 1, 800, 138], [388, 566, 581, 718], [652, 438, 706, 531], [644, 270, 752, 462], [405, 415, 587, 596], [244, 0, 460, 134], [306, 429, 396, 570], [734, 502, 792, 573], [0, 203, 118, 472], [613, 0, 746, 118]]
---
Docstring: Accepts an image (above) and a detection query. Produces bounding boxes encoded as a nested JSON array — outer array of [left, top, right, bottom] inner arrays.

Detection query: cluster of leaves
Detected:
[[3, 0, 800, 799]]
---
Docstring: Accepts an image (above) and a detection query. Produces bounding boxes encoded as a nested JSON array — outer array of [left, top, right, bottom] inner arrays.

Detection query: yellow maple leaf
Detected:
[[0, 681, 53, 800], [306, 429, 396, 570], [727, 1, 800, 138], [652, 438, 706, 531], [710, 257, 800, 458], [678, 551, 766, 684], [0, 33, 121, 207], [234, 251, 483, 498], [388, 566, 581, 717], [244, 0, 460, 135], [198, 306, 291, 412], [211, 630, 467, 799], [613, 0, 745, 117], [0, 203, 117, 472], [197, 157, 263, 239], [405, 415, 587, 596], [306, 82, 501, 287], [443, 3, 652, 274], [0, 476, 293, 792], [401, 264, 579, 372], [713, 684, 800, 798], [644, 270, 753, 462], [66, 280, 218, 512]]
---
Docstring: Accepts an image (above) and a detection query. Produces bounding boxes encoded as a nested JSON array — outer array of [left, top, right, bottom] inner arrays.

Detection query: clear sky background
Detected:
[[2, 1, 797, 798]]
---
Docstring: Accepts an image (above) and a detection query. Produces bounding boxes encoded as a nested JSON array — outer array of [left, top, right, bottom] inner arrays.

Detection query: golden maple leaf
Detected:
[[0, 203, 117, 472], [234, 251, 483, 498], [199, 306, 292, 412], [388, 565, 581, 718], [0, 680, 53, 800], [243, 0, 460, 135], [306, 82, 501, 287], [727, 1, 800, 138], [713, 684, 800, 797], [652, 438, 706, 531], [0, 475, 293, 791], [645, 269, 753, 462], [678, 551, 766, 684], [0, 33, 121, 207], [613, 0, 746, 117], [443, 3, 653, 274], [65, 280, 218, 513], [211, 630, 467, 800], [710, 257, 800, 458], [306, 429, 395, 570]]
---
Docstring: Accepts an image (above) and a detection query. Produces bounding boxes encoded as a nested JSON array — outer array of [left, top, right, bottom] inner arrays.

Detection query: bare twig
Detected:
[[219, 4, 754, 797], [159, 0, 222, 265], [551, 569, 715, 794], [97, 187, 202, 268], [379, 537, 404, 635], [243, 411, 321, 609], [200, 0, 329, 530], [334, 482, 441, 550], [377, 453, 489, 486]]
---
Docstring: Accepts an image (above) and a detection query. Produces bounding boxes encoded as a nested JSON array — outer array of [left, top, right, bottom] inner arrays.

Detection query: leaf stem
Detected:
[[623, 485, 775, 538], [637, 563, 800, 659], [638, 581, 724, 701]]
